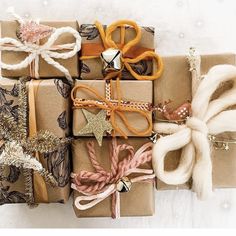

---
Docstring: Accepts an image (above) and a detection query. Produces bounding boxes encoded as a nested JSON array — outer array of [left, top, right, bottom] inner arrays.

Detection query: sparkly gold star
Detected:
[[78, 109, 113, 146]]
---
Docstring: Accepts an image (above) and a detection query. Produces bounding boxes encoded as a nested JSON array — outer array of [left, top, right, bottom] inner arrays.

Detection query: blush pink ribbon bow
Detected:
[[71, 138, 155, 219]]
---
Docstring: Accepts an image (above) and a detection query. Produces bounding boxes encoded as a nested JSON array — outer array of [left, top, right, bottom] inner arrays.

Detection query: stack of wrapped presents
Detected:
[[0, 9, 236, 218]]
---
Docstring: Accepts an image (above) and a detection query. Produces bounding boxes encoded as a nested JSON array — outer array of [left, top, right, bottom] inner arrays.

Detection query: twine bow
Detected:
[[71, 78, 153, 138], [0, 8, 81, 84], [71, 138, 154, 219], [152, 49, 236, 200], [81, 20, 163, 81]]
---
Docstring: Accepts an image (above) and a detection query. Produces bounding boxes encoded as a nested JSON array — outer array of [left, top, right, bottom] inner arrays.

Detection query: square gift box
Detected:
[[0, 20, 79, 78], [72, 137, 155, 218], [79, 23, 155, 80], [72, 79, 153, 140]]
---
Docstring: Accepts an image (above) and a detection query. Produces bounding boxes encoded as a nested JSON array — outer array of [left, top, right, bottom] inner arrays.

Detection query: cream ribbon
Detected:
[[152, 51, 236, 200], [71, 169, 155, 219]]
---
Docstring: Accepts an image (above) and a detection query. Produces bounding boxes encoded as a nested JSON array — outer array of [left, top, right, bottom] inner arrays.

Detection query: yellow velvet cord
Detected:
[[81, 20, 164, 81], [71, 79, 152, 138], [28, 80, 49, 203]]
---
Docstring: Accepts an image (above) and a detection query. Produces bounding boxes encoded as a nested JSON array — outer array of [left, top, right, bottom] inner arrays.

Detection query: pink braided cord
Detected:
[[71, 138, 153, 218], [72, 138, 152, 195]]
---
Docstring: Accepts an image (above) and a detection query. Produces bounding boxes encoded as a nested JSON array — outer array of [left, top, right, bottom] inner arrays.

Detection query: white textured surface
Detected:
[[1, 0, 236, 228]]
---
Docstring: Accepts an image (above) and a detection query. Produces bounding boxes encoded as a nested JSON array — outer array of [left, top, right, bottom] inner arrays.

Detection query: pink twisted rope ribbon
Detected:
[[71, 138, 155, 219]]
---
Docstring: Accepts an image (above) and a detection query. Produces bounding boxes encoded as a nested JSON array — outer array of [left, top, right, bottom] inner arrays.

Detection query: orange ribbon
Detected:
[[80, 20, 164, 81], [71, 79, 152, 138], [28, 79, 49, 203]]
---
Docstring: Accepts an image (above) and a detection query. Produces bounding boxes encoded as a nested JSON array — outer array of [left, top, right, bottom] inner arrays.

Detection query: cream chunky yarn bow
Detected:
[[152, 49, 236, 200], [0, 7, 81, 83]]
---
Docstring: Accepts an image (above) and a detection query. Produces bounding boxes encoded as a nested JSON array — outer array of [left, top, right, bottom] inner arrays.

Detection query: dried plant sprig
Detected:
[[23, 130, 71, 154]]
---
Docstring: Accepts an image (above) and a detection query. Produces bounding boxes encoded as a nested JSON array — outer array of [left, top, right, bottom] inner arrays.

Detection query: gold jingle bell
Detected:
[[101, 48, 122, 73], [116, 177, 132, 193]]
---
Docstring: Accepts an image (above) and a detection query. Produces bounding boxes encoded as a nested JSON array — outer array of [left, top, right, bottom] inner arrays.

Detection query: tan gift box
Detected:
[[72, 80, 153, 137], [79, 23, 154, 80], [0, 21, 79, 78], [153, 53, 236, 190], [72, 137, 155, 217], [0, 77, 71, 204]]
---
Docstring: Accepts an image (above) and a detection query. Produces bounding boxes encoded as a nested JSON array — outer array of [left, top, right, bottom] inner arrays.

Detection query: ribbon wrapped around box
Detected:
[[71, 137, 155, 218], [71, 79, 153, 146], [0, 9, 80, 81], [153, 51, 236, 196], [0, 77, 71, 204], [79, 20, 163, 80]]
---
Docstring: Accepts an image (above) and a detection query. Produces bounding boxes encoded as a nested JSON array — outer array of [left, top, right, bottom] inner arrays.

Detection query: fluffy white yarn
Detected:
[[152, 54, 236, 200]]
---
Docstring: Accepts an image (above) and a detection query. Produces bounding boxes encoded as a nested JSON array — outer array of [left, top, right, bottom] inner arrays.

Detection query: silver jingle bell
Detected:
[[101, 48, 122, 73], [116, 177, 132, 193]]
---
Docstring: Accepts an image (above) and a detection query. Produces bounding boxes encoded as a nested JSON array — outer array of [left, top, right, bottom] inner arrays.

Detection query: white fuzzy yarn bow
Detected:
[[152, 49, 236, 200], [0, 7, 81, 83]]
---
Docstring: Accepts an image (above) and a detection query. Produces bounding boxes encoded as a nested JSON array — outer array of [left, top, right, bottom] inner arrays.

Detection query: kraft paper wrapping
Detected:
[[79, 24, 155, 80], [0, 77, 71, 204], [72, 137, 155, 217], [72, 79, 153, 137], [154, 53, 236, 190], [0, 21, 79, 78]]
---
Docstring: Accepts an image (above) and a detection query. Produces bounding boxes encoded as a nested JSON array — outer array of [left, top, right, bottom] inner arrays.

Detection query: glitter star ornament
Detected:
[[78, 109, 113, 146]]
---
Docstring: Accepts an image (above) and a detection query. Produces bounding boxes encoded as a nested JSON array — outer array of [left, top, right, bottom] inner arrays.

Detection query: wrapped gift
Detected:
[[0, 77, 71, 205], [0, 9, 80, 81], [153, 51, 236, 192], [79, 20, 163, 80], [72, 79, 153, 146], [71, 137, 155, 218]]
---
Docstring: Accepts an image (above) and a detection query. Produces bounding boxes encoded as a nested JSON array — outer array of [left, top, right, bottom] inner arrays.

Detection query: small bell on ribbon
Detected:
[[101, 48, 122, 73], [116, 177, 132, 193]]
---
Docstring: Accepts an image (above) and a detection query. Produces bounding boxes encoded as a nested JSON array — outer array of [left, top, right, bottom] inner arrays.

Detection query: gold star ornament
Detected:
[[78, 109, 113, 146]]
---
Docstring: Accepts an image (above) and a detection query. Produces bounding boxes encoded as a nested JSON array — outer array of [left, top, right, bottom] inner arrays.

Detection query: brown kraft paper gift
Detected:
[[0, 21, 79, 78], [79, 23, 155, 80], [153, 53, 236, 190], [0, 77, 71, 204], [72, 79, 153, 137], [72, 137, 155, 217]]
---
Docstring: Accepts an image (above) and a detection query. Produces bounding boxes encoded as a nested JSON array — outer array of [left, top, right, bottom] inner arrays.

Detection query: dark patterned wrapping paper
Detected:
[[0, 77, 71, 204]]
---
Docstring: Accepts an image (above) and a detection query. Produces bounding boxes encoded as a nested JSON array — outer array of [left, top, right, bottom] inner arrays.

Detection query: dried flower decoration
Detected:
[[16, 21, 54, 44]]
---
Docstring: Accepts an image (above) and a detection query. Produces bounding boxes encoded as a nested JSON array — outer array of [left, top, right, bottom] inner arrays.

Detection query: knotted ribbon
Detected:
[[71, 78, 153, 138], [0, 8, 81, 84], [152, 50, 236, 200], [71, 138, 154, 219], [81, 20, 163, 81]]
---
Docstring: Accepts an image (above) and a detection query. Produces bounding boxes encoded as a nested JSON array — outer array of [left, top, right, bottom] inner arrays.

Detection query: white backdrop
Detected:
[[1, 0, 236, 228]]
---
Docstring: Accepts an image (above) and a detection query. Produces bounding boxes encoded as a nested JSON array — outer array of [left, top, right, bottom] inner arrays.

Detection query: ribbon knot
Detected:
[[71, 138, 154, 219], [152, 64, 236, 200], [186, 117, 208, 136]]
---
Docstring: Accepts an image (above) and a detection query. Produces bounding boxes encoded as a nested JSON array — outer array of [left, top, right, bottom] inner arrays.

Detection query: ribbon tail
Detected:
[[74, 184, 116, 211]]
